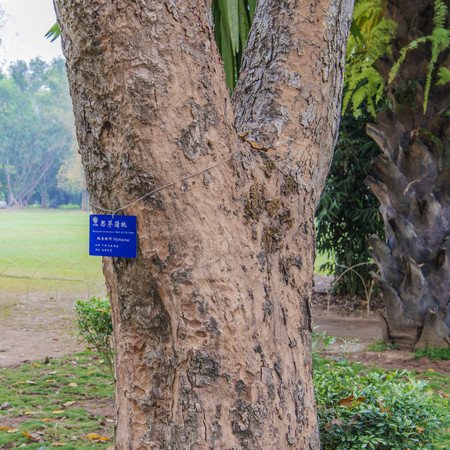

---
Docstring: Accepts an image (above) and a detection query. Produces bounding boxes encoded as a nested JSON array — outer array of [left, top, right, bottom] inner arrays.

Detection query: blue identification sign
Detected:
[[89, 214, 137, 258]]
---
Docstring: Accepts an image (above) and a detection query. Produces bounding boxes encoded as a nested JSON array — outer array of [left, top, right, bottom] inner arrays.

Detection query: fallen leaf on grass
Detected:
[[416, 426, 425, 433], [0, 426, 12, 431], [7, 428, 19, 433], [86, 433, 110, 443], [49, 371, 58, 375], [25, 380, 36, 384], [50, 443, 66, 446], [46, 379, 56, 383], [32, 364, 40, 367], [24, 411, 36, 415], [88, 370, 94, 375], [427, 368, 435, 372], [63, 401, 75, 407], [52, 410, 65, 414], [42, 419, 52, 423], [23, 430, 36, 440], [87, 433, 101, 439], [68, 382, 78, 387]]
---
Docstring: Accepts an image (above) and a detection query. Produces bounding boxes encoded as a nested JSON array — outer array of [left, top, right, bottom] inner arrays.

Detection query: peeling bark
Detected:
[[55, 0, 353, 447], [368, 0, 450, 350]]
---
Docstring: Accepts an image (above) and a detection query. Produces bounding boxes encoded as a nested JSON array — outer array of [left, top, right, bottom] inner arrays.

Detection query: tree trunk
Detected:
[[81, 189, 89, 212], [367, 0, 450, 350], [41, 182, 48, 209], [5, 156, 17, 207], [55, 0, 353, 448]]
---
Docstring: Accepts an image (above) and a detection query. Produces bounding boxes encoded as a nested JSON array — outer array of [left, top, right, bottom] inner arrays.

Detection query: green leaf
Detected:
[[227, 0, 240, 54], [350, 19, 365, 44], [45, 22, 60, 42], [238, 0, 250, 52], [248, 0, 256, 21], [219, 10, 236, 93]]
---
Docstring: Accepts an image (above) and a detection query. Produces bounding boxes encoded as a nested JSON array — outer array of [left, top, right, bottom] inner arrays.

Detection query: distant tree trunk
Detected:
[[5, 157, 17, 207], [55, 0, 353, 447], [367, 0, 449, 350], [81, 189, 89, 212], [41, 185, 48, 208]]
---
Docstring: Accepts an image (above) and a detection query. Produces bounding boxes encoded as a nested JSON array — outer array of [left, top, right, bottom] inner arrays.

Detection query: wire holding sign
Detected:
[[89, 152, 239, 216]]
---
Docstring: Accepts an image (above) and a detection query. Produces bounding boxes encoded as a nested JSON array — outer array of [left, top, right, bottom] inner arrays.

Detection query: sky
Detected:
[[0, 0, 63, 69]]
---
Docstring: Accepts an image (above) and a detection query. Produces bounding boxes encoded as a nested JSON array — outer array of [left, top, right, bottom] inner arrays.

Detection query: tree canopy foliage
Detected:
[[0, 58, 82, 207]]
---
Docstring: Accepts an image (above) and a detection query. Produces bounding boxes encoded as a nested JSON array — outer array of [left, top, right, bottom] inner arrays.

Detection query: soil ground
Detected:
[[0, 276, 448, 375]]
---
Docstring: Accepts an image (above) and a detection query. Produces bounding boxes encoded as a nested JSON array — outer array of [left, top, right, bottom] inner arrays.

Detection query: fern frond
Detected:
[[388, 0, 449, 113], [389, 36, 429, 84], [436, 66, 450, 85], [344, 0, 396, 117], [433, 0, 447, 28]]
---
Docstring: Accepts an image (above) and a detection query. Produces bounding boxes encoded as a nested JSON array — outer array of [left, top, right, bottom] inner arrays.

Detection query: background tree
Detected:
[[57, 150, 86, 201], [0, 58, 77, 207], [366, 0, 449, 349], [55, 0, 354, 447]]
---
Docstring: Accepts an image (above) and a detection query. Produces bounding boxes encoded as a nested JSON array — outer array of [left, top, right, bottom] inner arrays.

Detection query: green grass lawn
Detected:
[[0, 352, 114, 449], [0, 209, 104, 296]]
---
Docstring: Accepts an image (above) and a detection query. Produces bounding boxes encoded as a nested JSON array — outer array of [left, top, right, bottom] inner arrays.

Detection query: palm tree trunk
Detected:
[[367, 0, 449, 350]]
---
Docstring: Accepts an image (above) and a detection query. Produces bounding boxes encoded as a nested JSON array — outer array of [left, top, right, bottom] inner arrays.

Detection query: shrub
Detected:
[[75, 296, 114, 376], [315, 364, 446, 449], [59, 203, 81, 210], [312, 330, 337, 365]]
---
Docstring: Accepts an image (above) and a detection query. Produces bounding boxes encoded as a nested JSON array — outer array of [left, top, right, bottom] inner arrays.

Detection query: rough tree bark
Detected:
[[366, 0, 449, 351], [55, 0, 353, 448]]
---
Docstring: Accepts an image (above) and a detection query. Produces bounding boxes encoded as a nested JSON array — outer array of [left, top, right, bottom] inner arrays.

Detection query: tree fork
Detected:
[[55, 0, 353, 447]]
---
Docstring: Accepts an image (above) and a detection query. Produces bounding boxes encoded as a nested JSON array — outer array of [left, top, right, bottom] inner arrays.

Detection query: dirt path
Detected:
[[313, 300, 450, 374], [0, 291, 92, 368], [1, 278, 448, 375]]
